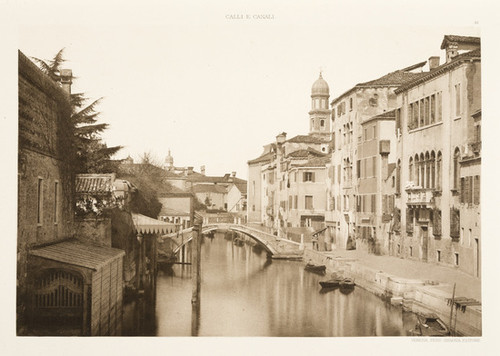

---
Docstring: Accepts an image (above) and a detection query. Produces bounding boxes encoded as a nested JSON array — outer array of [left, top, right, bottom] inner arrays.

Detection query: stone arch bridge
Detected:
[[161, 223, 303, 259]]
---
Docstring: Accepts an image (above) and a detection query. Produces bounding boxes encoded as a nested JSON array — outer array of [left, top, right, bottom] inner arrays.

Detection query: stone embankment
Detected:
[[303, 249, 481, 336]]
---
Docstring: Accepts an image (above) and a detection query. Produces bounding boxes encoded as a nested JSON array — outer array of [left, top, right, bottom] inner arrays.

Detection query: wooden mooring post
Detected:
[[191, 213, 203, 305]]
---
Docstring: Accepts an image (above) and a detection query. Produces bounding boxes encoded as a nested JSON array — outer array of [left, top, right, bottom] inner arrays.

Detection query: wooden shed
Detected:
[[28, 239, 125, 336]]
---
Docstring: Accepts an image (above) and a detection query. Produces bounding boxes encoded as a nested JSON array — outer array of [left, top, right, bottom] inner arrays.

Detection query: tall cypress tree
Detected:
[[32, 49, 122, 173]]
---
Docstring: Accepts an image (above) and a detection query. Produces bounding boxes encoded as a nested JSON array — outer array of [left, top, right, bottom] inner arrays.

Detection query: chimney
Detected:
[[428, 56, 440, 70], [187, 166, 194, 175], [445, 43, 459, 63], [276, 132, 287, 144], [200, 165, 206, 176], [59, 69, 73, 95], [231, 171, 236, 178]]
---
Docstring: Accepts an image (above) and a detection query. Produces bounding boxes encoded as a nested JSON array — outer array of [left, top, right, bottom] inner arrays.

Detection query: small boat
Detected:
[[319, 278, 343, 289], [339, 278, 355, 289], [304, 263, 326, 274], [409, 314, 450, 336]]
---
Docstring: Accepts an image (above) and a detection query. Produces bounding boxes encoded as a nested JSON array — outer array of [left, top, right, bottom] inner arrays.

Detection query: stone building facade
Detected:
[[356, 111, 397, 254], [393, 35, 481, 277], [247, 75, 331, 236], [328, 62, 427, 250], [18, 51, 127, 335], [17, 50, 75, 331]]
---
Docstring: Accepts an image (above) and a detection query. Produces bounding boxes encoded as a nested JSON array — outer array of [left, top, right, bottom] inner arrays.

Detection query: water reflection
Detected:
[[154, 233, 418, 336]]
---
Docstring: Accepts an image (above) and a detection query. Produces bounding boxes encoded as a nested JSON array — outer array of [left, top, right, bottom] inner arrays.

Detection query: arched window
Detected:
[[425, 152, 430, 188], [430, 151, 436, 189], [453, 148, 461, 190], [436, 151, 442, 190], [409, 157, 414, 182], [414, 154, 420, 186], [320, 119, 325, 129], [420, 153, 425, 188]]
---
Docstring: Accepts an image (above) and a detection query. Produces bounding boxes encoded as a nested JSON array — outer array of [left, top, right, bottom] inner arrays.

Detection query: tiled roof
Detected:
[[158, 207, 190, 216], [295, 156, 330, 168], [356, 70, 426, 87], [287, 135, 330, 144], [363, 109, 396, 124], [75, 173, 115, 194], [248, 151, 274, 165], [331, 62, 429, 104], [192, 184, 227, 194], [30, 239, 125, 271], [235, 182, 248, 195], [440, 35, 480, 49], [287, 149, 309, 158], [395, 48, 481, 94], [287, 147, 328, 160], [188, 174, 246, 185]]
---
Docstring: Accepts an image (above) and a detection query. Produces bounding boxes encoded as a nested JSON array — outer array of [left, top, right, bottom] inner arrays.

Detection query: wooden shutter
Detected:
[[474, 175, 480, 204], [433, 209, 442, 236], [406, 209, 413, 234], [450, 207, 460, 238]]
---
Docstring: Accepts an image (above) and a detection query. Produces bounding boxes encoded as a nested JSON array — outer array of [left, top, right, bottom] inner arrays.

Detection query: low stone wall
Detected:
[[75, 218, 112, 246], [407, 286, 482, 336], [302, 249, 482, 336]]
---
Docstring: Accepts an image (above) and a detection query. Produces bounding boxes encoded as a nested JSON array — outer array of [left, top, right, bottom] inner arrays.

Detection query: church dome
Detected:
[[311, 73, 329, 96]]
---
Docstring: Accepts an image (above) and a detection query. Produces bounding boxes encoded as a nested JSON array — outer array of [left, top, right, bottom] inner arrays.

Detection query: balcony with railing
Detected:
[[405, 182, 435, 208]]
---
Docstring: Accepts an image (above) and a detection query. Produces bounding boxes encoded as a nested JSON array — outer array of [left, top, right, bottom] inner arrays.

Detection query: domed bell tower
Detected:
[[309, 72, 330, 136]]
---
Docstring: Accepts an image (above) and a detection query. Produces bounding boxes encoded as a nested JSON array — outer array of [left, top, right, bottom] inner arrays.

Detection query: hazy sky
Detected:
[[15, 2, 484, 179], [4, 1, 500, 353]]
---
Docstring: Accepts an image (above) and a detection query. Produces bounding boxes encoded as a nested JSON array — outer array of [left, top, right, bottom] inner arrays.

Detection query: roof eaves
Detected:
[[395, 49, 481, 94]]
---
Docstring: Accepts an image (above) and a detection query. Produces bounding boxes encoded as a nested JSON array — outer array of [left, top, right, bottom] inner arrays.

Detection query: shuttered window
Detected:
[[406, 209, 413, 234], [433, 209, 442, 236], [460, 177, 466, 203], [473, 175, 480, 204], [305, 196, 313, 210], [450, 207, 460, 239], [437, 92, 442, 122], [430, 94, 436, 124]]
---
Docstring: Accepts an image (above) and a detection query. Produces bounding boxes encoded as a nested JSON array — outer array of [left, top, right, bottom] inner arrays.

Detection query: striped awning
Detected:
[[132, 213, 176, 234]]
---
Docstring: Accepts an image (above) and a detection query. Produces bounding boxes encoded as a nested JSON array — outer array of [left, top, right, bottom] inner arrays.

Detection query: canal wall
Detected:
[[303, 249, 481, 336]]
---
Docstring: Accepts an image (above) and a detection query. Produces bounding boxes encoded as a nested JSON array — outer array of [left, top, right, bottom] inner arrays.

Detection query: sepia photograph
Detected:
[[3, 0, 500, 354]]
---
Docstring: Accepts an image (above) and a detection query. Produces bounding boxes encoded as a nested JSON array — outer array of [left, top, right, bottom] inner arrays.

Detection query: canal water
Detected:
[[151, 233, 418, 337]]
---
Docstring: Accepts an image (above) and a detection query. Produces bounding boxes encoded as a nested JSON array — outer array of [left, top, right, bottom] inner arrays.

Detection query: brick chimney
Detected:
[[187, 166, 194, 175], [231, 171, 236, 178], [200, 165, 206, 176], [428, 56, 440, 70], [60, 69, 72, 95]]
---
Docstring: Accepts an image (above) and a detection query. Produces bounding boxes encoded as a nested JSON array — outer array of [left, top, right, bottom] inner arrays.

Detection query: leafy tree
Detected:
[[32, 48, 122, 173]]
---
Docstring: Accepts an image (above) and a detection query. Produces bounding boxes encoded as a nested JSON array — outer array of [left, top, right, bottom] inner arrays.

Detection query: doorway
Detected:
[[420, 226, 428, 262]]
